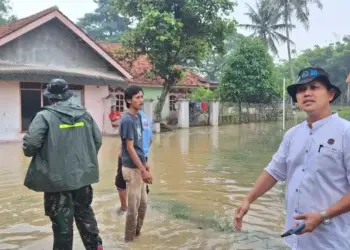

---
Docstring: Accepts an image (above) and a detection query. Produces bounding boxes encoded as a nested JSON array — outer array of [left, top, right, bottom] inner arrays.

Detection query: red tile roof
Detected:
[[0, 6, 58, 39], [0, 6, 210, 87], [99, 42, 210, 87]]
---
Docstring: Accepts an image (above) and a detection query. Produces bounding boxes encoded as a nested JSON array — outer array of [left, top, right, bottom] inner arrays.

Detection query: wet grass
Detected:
[[295, 105, 350, 121], [149, 198, 289, 249], [150, 198, 236, 233], [334, 106, 350, 120]]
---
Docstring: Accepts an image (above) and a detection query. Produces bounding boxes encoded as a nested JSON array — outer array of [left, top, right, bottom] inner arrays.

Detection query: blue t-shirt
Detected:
[[119, 112, 145, 168], [138, 110, 153, 157]]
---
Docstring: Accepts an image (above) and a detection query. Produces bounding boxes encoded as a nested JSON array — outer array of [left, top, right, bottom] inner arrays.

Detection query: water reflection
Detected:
[[211, 125, 219, 149], [179, 128, 189, 153], [0, 120, 298, 249]]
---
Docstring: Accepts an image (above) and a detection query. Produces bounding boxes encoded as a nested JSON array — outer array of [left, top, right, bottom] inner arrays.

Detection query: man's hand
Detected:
[[140, 168, 153, 184], [294, 212, 323, 234], [145, 162, 151, 172], [234, 198, 251, 232]]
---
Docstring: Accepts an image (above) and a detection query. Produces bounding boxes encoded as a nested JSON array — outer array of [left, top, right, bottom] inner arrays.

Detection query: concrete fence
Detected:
[[102, 97, 294, 135], [219, 101, 294, 125]]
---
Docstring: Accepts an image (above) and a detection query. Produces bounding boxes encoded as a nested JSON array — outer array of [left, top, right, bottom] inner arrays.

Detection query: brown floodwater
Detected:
[[0, 120, 299, 250]]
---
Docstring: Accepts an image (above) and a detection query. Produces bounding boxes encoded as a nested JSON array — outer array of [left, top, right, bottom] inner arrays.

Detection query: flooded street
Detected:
[[0, 120, 298, 250]]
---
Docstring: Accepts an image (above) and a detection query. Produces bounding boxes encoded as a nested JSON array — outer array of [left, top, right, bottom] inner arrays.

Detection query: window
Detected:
[[115, 92, 124, 112], [169, 95, 177, 111], [108, 87, 124, 112], [20, 82, 84, 131]]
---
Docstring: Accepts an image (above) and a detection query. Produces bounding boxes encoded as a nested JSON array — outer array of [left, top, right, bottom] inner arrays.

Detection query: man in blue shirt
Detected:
[[139, 109, 153, 160], [114, 108, 153, 216]]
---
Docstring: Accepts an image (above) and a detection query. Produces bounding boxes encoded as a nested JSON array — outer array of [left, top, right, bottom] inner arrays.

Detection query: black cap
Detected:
[[43, 78, 73, 100], [287, 67, 341, 103]]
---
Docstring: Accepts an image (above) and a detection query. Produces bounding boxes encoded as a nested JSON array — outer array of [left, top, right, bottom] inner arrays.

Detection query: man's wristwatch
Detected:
[[320, 210, 331, 225]]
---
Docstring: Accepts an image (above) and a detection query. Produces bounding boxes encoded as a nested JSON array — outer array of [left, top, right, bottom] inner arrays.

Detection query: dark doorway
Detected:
[[43, 95, 50, 106], [21, 90, 41, 131], [20, 82, 84, 132]]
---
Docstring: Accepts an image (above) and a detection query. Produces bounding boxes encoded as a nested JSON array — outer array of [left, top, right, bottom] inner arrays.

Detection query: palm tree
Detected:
[[271, 0, 323, 80], [240, 0, 294, 56]]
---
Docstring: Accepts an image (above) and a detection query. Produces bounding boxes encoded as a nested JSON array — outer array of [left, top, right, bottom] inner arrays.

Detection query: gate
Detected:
[[189, 101, 210, 127]]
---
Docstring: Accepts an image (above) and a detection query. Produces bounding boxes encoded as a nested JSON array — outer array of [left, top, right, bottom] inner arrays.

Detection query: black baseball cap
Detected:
[[287, 67, 341, 103]]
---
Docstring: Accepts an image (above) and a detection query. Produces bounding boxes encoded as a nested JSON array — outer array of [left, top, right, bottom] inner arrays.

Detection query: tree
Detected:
[[183, 31, 245, 82], [218, 37, 279, 122], [275, 36, 350, 104], [190, 87, 216, 102], [0, 0, 16, 24], [240, 0, 294, 56], [113, 0, 236, 122], [77, 0, 129, 42], [271, 0, 323, 83]]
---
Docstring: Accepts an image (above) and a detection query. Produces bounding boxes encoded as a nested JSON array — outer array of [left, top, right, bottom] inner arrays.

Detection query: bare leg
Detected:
[[118, 189, 127, 211]]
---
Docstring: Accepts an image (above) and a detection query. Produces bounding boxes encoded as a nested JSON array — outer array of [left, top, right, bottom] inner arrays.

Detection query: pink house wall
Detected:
[[0, 83, 112, 142], [84, 85, 109, 133], [0, 81, 21, 142]]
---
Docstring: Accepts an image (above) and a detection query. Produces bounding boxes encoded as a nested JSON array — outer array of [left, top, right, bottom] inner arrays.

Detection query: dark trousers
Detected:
[[44, 185, 102, 250]]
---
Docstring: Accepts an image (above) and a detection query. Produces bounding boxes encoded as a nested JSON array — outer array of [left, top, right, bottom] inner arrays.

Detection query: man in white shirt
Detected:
[[234, 67, 350, 249]]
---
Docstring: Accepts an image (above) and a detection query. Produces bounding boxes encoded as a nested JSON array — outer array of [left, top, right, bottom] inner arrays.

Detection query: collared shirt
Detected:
[[265, 113, 350, 250], [138, 110, 153, 157]]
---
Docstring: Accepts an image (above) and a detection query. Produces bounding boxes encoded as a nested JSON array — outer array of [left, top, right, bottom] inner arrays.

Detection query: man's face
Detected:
[[129, 91, 144, 110], [111, 106, 116, 112], [296, 80, 335, 113]]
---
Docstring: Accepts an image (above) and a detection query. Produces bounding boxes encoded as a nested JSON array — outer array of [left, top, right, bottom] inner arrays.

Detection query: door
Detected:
[[21, 90, 41, 131]]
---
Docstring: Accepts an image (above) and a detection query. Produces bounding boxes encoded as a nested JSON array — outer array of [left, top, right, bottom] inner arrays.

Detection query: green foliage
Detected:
[[121, 10, 185, 79], [0, 0, 16, 24], [183, 32, 245, 82], [275, 36, 350, 104], [115, 0, 236, 79], [240, 0, 294, 56], [270, 0, 323, 80], [190, 87, 216, 102], [272, 0, 323, 30], [113, 0, 237, 121], [77, 0, 129, 42], [218, 37, 279, 103], [145, 70, 155, 79]]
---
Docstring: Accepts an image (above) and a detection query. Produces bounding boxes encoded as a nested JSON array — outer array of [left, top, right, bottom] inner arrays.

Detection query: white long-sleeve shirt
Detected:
[[265, 113, 350, 250]]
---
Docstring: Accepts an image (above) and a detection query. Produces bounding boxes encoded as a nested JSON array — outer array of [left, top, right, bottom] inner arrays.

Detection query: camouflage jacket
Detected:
[[22, 100, 102, 192]]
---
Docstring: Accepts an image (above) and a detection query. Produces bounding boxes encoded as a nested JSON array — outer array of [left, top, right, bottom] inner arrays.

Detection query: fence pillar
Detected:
[[143, 99, 154, 121], [178, 97, 189, 128], [209, 101, 219, 126], [143, 99, 160, 133]]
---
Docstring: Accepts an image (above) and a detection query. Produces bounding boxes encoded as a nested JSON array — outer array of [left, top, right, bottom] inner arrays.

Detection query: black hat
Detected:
[[287, 67, 341, 103], [43, 78, 74, 100]]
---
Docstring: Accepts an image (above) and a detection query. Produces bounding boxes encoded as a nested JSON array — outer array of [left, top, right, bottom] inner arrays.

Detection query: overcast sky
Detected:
[[9, 0, 350, 61]]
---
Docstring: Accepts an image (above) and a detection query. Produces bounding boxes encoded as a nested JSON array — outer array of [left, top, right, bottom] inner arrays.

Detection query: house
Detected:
[[0, 6, 132, 141], [0, 6, 218, 141], [98, 42, 218, 120]]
